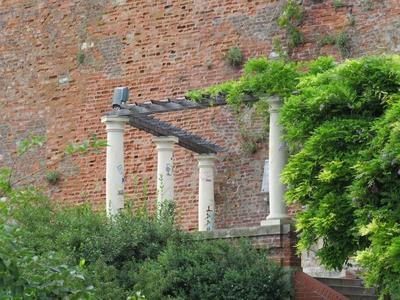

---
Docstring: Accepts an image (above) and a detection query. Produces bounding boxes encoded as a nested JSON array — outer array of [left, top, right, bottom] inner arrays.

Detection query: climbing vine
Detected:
[[281, 55, 400, 298], [187, 55, 400, 299]]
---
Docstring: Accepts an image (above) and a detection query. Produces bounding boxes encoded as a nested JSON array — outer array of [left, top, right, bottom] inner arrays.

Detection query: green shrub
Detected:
[[336, 31, 351, 58], [136, 239, 292, 300], [45, 170, 61, 185], [224, 47, 244, 68]]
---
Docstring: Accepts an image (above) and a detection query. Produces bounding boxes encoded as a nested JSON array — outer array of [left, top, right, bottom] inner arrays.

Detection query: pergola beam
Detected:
[[111, 110, 223, 154]]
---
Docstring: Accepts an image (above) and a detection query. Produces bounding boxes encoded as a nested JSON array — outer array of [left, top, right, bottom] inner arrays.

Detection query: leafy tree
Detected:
[[281, 55, 400, 297]]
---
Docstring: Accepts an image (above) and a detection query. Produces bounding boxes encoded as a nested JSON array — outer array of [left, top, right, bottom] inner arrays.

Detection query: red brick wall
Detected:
[[0, 0, 399, 230]]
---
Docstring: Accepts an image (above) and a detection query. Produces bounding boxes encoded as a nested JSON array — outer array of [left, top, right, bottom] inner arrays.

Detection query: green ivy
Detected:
[[65, 134, 107, 155], [187, 57, 300, 108]]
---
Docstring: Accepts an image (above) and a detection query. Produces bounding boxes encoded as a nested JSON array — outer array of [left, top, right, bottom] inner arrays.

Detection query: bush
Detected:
[[135, 239, 292, 300], [224, 47, 244, 68], [1, 181, 292, 299], [6, 192, 184, 299], [0, 222, 94, 299]]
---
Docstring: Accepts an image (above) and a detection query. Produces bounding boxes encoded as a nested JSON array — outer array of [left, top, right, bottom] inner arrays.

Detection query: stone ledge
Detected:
[[198, 224, 294, 240]]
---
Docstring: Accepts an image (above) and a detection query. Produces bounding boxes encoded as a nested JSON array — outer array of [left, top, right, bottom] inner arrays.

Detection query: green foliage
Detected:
[[280, 55, 400, 298], [272, 37, 288, 60], [8, 193, 183, 299], [187, 57, 300, 112], [186, 80, 239, 103], [186, 56, 334, 154], [349, 99, 400, 297], [224, 47, 244, 68], [332, 0, 343, 10], [16, 136, 46, 156], [278, 0, 304, 51], [336, 31, 351, 58], [186, 56, 337, 107], [45, 170, 61, 185], [318, 34, 336, 47], [306, 56, 336, 75], [136, 239, 292, 300], [187, 54, 400, 298], [0, 172, 291, 299], [282, 119, 373, 269], [0, 168, 12, 195], [318, 31, 352, 58], [77, 49, 85, 65], [0, 199, 94, 299], [356, 220, 400, 298], [65, 134, 107, 155], [347, 13, 356, 26]]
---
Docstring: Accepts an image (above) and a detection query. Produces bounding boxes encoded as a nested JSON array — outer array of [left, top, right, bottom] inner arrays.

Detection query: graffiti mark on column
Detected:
[[165, 163, 172, 176], [117, 164, 123, 175], [206, 206, 215, 231]]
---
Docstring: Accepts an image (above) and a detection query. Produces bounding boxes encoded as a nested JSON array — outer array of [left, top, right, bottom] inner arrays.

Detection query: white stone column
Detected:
[[197, 154, 216, 231], [153, 136, 178, 208], [101, 115, 129, 217], [261, 96, 291, 226]]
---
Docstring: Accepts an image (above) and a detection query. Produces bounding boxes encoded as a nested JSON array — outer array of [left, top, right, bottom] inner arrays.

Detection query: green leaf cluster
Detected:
[[65, 134, 107, 155], [16, 136, 46, 156], [187, 57, 300, 108], [0, 192, 94, 299]]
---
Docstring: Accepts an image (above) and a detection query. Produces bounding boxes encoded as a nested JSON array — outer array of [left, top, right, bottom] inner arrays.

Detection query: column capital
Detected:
[[196, 154, 217, 168], [153, 136, 179, 150], [101, 115, 129, 132], [268, 95, 282, 113]]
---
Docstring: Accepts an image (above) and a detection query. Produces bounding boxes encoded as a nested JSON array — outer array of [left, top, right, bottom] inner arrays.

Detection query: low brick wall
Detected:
[[294, 271, 349, 300], [200, 223, 301, 268]]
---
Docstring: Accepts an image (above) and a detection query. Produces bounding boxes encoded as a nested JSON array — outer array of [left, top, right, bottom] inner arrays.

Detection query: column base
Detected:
[[260, 216, 292, 226]]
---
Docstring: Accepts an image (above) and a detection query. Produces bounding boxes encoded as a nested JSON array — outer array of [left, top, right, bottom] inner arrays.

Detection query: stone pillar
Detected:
[[153, 136, 178, 209], [101, 115, 129, 217], [261, 96, 291, 226], [197, 154, 216, 231]]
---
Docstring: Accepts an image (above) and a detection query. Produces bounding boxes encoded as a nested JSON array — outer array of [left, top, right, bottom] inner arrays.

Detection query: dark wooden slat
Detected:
[[111, 110, 223, 154]]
